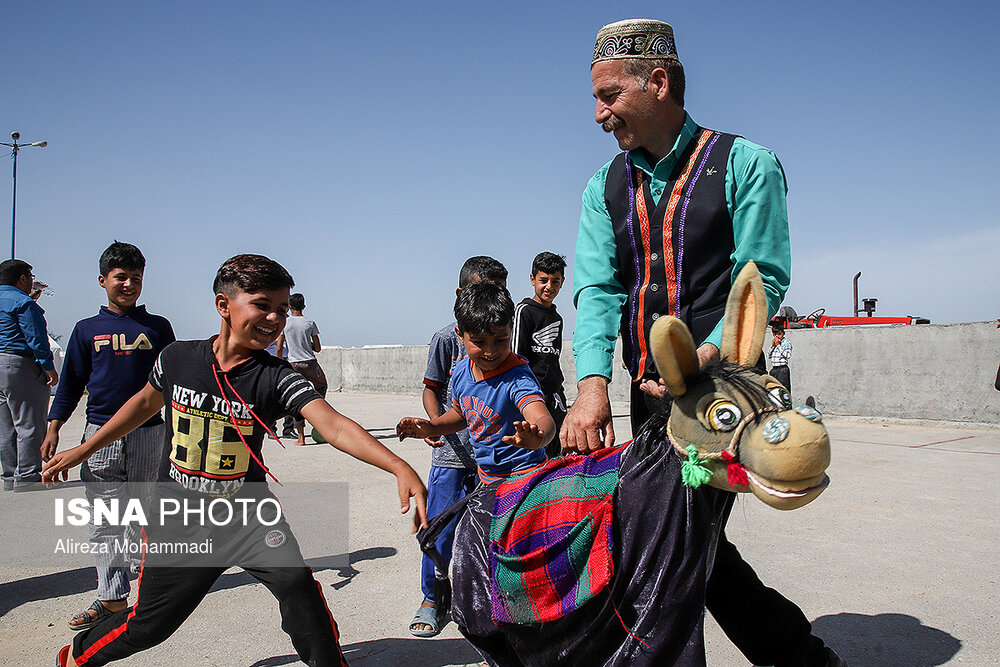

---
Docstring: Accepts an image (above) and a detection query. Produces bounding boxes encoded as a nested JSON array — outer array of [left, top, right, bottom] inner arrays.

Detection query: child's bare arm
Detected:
[[420, 387, 445, 446], [301, 399, 428, 529], [502, 400, 555, 450], [42, 383, 165, 483], [396, 406, 467, 442], [275, 333, 285, 359]]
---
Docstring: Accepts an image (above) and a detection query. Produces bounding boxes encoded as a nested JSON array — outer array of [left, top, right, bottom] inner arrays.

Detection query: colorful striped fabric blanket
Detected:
[[489, 445, 626, 624]]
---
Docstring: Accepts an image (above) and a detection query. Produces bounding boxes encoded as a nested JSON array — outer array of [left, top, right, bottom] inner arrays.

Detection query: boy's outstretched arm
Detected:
[[502, 400, 555, 450], [301, 399, 428, 529], [42, 383, 165, 483], [419, 387, 445, 447], [396, 406, 467, 443]]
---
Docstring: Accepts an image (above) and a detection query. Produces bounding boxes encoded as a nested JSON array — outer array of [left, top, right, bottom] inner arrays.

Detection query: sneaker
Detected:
[[2, 479, 12, 491], [13, 481, 46, 493]]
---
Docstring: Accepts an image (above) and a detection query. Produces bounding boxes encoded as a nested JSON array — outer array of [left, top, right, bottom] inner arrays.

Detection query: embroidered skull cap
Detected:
[[592, 19, 679, 65]]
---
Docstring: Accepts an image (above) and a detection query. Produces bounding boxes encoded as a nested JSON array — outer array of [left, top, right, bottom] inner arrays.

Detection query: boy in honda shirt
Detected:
[[43, 253, 427, 667], [511, 252, 568, 457]]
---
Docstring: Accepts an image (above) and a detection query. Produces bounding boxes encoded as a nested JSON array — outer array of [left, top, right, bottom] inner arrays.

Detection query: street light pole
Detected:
[[1, 131, 48, 258]]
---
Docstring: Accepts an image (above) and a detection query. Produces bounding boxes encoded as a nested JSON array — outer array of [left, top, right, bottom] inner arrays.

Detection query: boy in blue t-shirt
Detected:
[[397, 280, 555, 483], [407, 256, 506, 637], [42, 241, 175, 631]]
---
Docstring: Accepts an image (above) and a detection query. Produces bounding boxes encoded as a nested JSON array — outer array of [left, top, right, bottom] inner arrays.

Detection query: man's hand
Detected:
[[642, 343, 719, 399], [560, 376, 614, 453], [639, 378, 667, 399], [396, 417, 433, 441], [696, 342, 720, 369], [44, 369, 59, 386]]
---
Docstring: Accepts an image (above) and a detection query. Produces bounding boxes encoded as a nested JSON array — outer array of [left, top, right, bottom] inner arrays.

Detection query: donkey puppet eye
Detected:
[[708, 400, 742, 431], [768, 386, 792, 410]]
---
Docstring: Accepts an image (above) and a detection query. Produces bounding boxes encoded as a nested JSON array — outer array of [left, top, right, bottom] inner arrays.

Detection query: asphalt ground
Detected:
[[1, 393, 997, 666]]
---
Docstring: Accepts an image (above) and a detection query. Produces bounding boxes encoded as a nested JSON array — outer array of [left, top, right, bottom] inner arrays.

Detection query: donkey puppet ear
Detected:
[[720, 261, 768, 365], [650, 316, 699, 397]]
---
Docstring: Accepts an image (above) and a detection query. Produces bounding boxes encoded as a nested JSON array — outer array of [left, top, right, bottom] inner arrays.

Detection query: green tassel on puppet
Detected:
[[681, 445, 713, 488]]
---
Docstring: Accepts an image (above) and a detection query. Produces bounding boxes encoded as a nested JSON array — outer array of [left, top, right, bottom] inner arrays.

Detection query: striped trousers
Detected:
[[81, 422, 164, 601]]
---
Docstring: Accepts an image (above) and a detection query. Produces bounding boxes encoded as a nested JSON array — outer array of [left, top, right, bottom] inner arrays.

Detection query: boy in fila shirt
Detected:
[[511, 251, 567, 458], [43, 253, 427, 667], [42, 241, 175, 632], [397, 280, 555, 485]]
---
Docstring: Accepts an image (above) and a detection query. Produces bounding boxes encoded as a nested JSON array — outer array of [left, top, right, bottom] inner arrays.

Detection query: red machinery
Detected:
[[771, 306, 929, 330], [770, 273, 929, 329]]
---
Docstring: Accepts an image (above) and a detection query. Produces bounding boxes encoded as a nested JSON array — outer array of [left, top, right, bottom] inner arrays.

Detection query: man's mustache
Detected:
[[601, 115, 625, 132]]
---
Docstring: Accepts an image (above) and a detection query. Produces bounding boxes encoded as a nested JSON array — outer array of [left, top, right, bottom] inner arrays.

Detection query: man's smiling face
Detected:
[[591, 59, 660, 153]]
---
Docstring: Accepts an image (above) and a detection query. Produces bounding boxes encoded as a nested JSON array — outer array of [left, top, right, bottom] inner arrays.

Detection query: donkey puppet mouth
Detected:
[[743, 470, 830, 499]]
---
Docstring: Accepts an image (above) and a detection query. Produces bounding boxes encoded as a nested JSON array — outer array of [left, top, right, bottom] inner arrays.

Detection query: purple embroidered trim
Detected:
[[624, 155, 641, 377], [675, 132, 720, 316]]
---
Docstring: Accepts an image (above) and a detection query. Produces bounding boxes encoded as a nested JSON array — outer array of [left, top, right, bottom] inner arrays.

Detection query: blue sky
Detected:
[[6, 1, 998, 347]]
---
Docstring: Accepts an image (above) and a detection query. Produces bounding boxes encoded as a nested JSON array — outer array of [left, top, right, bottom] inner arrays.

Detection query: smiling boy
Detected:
[[43, 241, 175, 631], [512, 252, 568, 457], [43, 253, 427, 667], [397, 280, 555, 485]]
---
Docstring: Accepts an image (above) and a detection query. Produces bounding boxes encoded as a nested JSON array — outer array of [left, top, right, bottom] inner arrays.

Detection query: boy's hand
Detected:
[[41, 446, 88, 484], [395, 466, 428, 532], [396, 417, 432, 441], [41, 431, 60, 462], [502, 421, 544, 449], [423, 436, 445, 448]]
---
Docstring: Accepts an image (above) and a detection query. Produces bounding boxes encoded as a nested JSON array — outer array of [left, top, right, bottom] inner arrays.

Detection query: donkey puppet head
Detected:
[[647, 262, 830, 510]]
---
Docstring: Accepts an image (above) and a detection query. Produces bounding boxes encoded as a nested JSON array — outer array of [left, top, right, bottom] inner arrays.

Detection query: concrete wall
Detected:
[[316, 346, 426, 396], [317, 340, 633, 404], [316, 321, 1000, 426], [785, 321, 999, 426]]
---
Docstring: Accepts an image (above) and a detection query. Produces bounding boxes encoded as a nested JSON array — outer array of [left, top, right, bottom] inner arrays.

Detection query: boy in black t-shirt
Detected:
[[511, 252, 567, 458], [43, 254, 427, 667]]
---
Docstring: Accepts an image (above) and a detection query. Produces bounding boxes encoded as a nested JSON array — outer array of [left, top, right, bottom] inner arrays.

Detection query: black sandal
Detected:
[[68, 599, 118, 631]]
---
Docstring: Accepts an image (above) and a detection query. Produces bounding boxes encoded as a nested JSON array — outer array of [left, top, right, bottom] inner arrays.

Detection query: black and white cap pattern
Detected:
[[593, 19, 678, 64]]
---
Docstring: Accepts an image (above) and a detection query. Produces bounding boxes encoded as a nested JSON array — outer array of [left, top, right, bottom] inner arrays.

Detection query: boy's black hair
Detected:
[[771, 324, 785, 336], [455, 280, 515, 335], [531, 251, 567, 277], [99, 241, 146, 276], [213, 254, 295, 296], [0, 259, 31, 286], [458, 256, 508, 289], [289, 293, 305, 311]]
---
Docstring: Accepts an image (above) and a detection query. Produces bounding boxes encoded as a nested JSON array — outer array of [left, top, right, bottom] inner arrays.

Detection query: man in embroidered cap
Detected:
[[562, 18, 844, 667]]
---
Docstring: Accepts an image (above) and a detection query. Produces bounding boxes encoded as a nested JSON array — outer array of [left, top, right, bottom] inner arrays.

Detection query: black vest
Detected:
[[605, 128, 737, 380]]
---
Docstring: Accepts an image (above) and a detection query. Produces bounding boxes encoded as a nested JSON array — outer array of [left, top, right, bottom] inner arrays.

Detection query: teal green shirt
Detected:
[[572, 113, 791, 382]]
